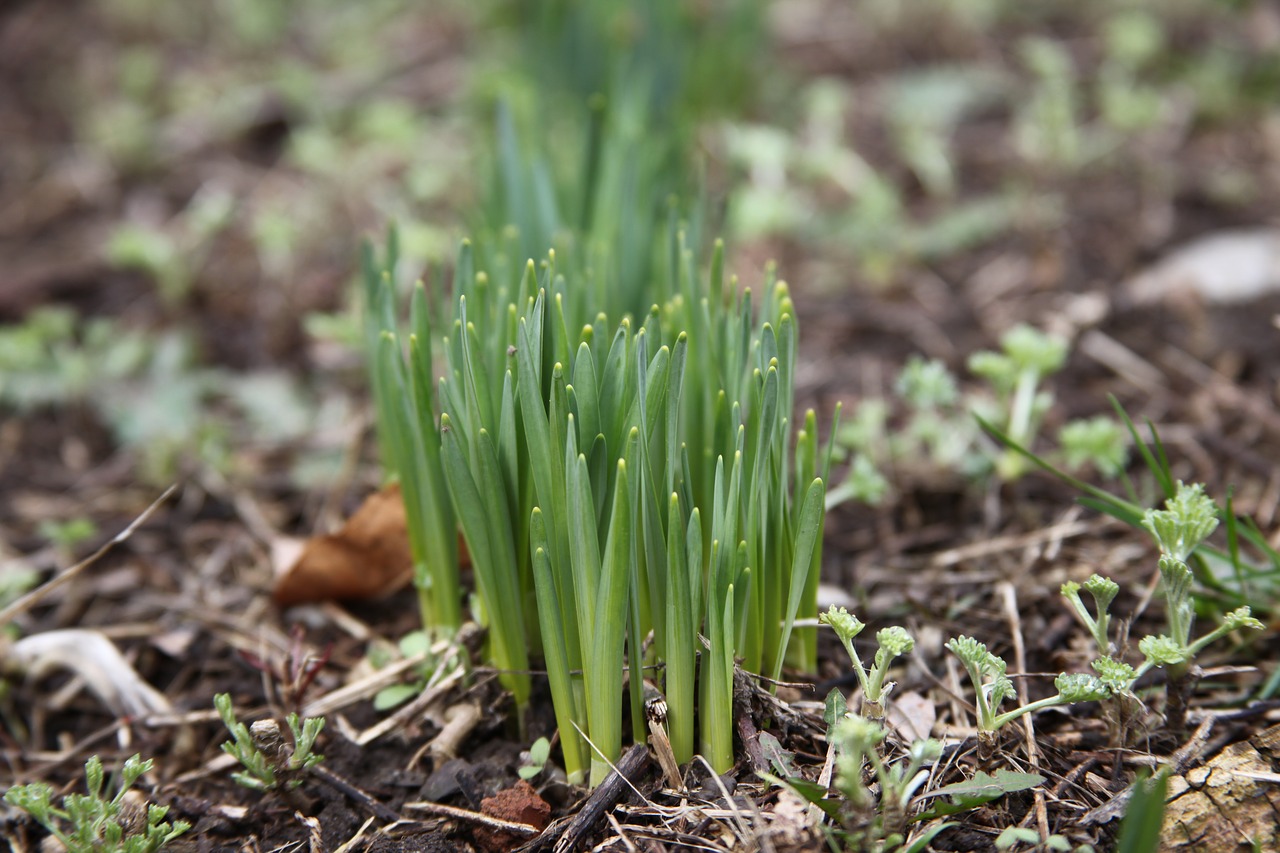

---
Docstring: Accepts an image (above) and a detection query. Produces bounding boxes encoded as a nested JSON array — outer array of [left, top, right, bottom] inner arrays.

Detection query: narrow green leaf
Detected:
[[771, 479, 825, 683]]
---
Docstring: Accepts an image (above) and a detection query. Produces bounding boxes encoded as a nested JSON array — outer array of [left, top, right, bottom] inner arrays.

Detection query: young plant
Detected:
[[4, 754, 190, 853], [368, 232, 834, 787], [995, 825, 1093, 852], [1057, 483, 1265, 740], [945, 637, 1110, 752], [819, 606, 914, 720], [518, 736, 553, 781], [1060, 574, 1120, 657], [967, 324, 1068, 480], [215, 693, 325, 792], [1133, 482, 1264, 733], [982, 395, 1280, 614], [831, 716, 943, 848]]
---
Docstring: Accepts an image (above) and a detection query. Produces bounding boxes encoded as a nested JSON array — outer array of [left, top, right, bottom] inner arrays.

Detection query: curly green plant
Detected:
[[819, 606, 914, 720], [4, 754, 190, 853], [946, 637, 1110, 752], [1058, 483, 1265, 739], [215, 693, 325, 792], [1061, 574, 1120, 657]]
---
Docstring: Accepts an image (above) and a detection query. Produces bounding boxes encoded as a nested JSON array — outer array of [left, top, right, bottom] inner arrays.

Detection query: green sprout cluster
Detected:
[[832, 715, 942, 846], [944, 636, 1111, 746], [367, 231, 834, 786], [3, 755, 190, 853], [215, 693, 325, 792], [837, 330, 1128, 491]]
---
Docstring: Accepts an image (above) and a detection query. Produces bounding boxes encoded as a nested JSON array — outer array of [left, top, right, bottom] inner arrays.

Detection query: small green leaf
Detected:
[[374, 683, 420, 711]]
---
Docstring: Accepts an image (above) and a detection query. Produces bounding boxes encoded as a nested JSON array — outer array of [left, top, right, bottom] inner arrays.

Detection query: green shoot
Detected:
[[4, 755, 190, 853], [1060, 574, 1120, 657], [215, 693, 325, 791], [819, 606, 914, 719], [967, 324, 1068, 480]]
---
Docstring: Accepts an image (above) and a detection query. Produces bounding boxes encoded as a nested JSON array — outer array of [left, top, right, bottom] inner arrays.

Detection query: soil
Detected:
[[3, 1, 1280, 851]]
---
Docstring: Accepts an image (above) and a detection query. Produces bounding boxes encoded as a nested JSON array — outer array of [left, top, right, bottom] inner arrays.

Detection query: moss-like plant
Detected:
[[4, 755, 189, 853]]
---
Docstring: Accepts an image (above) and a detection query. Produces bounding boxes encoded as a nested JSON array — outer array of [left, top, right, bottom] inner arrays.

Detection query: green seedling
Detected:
[[996, 825, 1094, 852], [1059, 416, 1128, 479], [820, 607, 914, 720], [967, 324, 1068, 480], [826, 453, 891, 507], [1134, 482, 1264, 733], [3, 754, 190, 853], [982, 396, 1280, 615], [832, 716, 942, 846], [946, 637, 1110, 751], [214, 693, 325, 792], [370, 630, 455, 711], [1060, 574, 1120, 657], [518, 736, 553, 781], [838, 346, 1124, 492], [1053, 484, 1264, 741]]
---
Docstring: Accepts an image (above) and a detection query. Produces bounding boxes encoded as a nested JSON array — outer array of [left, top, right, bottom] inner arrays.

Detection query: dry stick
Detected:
[[1000, 582, 1050, 843], [313, 765, 403, 824], [926, 517, 1105, 570], [1080, 716, 1216, 827], [405, 798, 541, 837], [354, 665, 465, 746], [295, 811, 324, 853], [332, 816, 378, 853], [0, 485, 177, 627]]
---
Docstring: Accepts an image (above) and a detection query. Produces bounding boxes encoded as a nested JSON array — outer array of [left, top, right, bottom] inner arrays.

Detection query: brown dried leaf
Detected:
[[886, 689, 937, 743], [272, 485, 414, 606]]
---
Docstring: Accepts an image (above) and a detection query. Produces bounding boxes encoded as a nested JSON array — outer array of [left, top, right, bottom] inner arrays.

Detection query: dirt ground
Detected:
[[3, 1, 1280, 851]]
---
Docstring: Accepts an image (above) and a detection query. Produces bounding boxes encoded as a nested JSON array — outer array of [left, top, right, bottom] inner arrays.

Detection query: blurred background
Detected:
[[3, 0, 1279, 553]]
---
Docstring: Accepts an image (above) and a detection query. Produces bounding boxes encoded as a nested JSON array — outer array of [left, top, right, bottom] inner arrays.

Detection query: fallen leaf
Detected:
[[273, 484, 416, 606], [886, 689, 936, 743]]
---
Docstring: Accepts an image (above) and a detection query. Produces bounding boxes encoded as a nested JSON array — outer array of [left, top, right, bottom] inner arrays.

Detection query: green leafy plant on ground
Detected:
[[984, 397, 1279, 622], [367, 229, 834, 787], [214, 693, 325, 792], [1057, 482, 1264, 742], [837, 327, 1128, 495], [4, 754, 190, 853]]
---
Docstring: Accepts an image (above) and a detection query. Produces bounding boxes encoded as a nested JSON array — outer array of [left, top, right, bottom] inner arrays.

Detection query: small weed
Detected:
[[214, 693, 325, 792], [4, 754, 190, 853]]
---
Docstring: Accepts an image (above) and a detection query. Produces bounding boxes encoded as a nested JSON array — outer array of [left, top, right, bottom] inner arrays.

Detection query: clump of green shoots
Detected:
[[819, 606, 914, 720], [215, 693, 325, 791], [367, 230, 835, 787], [4, 754, 190, 853]]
